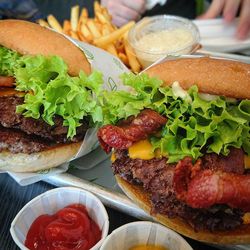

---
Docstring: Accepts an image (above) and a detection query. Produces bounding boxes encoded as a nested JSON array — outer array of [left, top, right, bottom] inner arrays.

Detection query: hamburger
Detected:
[[0, 19, 103, 172], [97, 57, 250, 244]]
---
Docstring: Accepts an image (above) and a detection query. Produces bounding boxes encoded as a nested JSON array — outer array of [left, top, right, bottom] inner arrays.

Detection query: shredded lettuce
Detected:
[[0, 46, 103, 138], [102, 73, 250, 163]]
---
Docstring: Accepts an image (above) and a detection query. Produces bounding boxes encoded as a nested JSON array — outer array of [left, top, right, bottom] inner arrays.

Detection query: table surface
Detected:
[[0, 173, 218, 250]]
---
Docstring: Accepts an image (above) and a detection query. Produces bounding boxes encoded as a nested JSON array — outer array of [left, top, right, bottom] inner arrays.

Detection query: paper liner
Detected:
[[100, 221, 192, 250], [10, 187, 109, 250]]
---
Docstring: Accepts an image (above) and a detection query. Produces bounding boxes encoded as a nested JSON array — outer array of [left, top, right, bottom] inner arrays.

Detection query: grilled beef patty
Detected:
[[0, 95, 88, 153], [0, 126, 51, 153], [112, 149, 245, 232]]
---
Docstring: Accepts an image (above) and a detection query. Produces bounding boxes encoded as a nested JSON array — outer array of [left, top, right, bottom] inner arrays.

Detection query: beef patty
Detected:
[[112, 148, 245, 232], [0, 95, 88, 153]]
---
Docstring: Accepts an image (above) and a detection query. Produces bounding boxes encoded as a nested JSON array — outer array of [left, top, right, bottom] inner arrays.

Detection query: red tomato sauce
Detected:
[[25, 204, 101, 250]]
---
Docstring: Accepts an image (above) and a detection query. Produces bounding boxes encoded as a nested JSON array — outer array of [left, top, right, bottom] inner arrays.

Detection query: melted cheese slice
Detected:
[[245, 155, 250, 169], [123, 140, 250, 168], [111, 152, 116, 162], [128, 140, 155, 160], [243, 213, 250, 224]]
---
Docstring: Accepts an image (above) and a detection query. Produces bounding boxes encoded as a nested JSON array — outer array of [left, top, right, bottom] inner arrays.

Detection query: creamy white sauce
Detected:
[[198, 93, 218, 101], [136, 28, 194, 53], [171, 82, 237, 103], [172, 81, 192, 103]]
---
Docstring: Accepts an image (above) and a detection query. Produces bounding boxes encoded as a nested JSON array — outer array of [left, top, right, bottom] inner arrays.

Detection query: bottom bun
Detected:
[[0, 142, 81, 172], [116, 175, 250, 244]]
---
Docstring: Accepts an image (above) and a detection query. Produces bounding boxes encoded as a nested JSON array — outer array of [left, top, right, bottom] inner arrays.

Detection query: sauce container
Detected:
[[127, 15, 200, 68], [100, 221, 193, 250], [10, 187, 109, 250]]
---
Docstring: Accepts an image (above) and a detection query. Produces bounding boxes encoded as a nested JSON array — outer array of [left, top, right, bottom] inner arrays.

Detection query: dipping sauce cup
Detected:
[[10, 187, 109, 250], [100, 221, 193, 250], [127, 15, 200, 68]]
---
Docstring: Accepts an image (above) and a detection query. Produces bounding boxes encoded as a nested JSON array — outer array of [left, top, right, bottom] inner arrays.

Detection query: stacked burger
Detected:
[[0, 20, 103, 172], [98, 58, 250, 244]]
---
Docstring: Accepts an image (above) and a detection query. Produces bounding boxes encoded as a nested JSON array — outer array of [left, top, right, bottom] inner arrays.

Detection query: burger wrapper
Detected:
[[10, 187, 109, 250], [0, 39, 129, 185], [100, 221, 192, 250]]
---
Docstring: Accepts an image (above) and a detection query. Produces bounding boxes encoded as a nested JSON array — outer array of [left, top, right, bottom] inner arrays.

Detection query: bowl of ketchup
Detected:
[[10, 187, 109, 250]]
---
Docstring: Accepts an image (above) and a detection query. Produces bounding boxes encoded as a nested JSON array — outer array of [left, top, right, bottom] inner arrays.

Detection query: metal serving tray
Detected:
[[45, 147, 250, 250], [45, 51, 250, 250], [45, 147, 151, 220]]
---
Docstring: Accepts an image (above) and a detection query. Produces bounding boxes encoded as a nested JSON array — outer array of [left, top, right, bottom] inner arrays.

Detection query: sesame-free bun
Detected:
[[116, 176, 250, 244], [0, 19, 91, 76], [146, 57, 250, 100], [0, 142, 81, 173]]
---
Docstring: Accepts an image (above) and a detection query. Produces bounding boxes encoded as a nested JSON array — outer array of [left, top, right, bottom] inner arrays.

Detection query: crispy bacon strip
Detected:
[[0, 76, 15, 87], [173, 157, 250, 212], [97, 109, 167, 153]]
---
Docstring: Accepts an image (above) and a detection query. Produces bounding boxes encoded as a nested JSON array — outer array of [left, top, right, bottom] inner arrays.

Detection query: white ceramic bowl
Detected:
[[10, 187, 109, 250], [100, 221, 193, 250]]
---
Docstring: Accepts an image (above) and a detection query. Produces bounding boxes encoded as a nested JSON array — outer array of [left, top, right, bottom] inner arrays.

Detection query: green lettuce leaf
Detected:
[[101, 73, 163, 124], [102, 73, 250, 162], [0, 46, 103, 138], [0, 46, 20, 75]]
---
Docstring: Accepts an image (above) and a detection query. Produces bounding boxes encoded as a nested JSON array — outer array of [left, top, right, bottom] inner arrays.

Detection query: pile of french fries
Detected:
[[37, 2, 142, 72]]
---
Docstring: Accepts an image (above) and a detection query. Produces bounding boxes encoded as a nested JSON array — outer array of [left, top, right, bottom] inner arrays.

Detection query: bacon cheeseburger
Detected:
[[0, 20, 103, 172], [98, 58, 250, 244]]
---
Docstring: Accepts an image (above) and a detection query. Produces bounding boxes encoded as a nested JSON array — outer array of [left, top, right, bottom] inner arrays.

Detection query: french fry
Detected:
[[124, 38, 141, 73], [102, 7, 112, 21], [77, 31, 87, 42], [47, 15, 63, 33], [101, 25, 110, 36], [80, 7, 88, 20], [94, 21, 135, 47], [37, 19, 49, 28], [71, 5, 79, 32], [80, 23, 93, 42], [95, 22, 103, 32], [102, 23, 114, 34], [96, 11, 108, 24], [94, 1, 102, 15], [115, 40, 125, 53], [63, 20, 71, 35], [118, 52, 129, 66], [70, 30, 80, 40], [87, 19, 101, 38], [106, 44, 118, 57]]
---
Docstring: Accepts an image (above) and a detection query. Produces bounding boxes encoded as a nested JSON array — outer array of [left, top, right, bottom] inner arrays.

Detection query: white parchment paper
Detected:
[[0, 39, 130, 185]]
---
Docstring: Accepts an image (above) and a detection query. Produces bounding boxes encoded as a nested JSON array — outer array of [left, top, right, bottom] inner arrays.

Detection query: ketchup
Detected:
[[25, 204, 101, 250]]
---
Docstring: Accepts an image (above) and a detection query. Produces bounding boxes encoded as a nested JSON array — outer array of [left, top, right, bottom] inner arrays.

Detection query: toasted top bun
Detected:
[[0, 19, 91, 76], [116, 176, 250, 244], [146, 57, 250, 100], [0, 142, 81, 173]]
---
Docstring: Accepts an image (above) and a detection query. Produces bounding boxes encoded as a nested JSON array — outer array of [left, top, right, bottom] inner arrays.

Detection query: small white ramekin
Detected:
[[100, 221, 193, 250], [10, 187, 109, 250]]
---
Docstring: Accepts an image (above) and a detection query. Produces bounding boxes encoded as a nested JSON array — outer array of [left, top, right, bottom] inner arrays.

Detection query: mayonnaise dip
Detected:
[[135, 28, 194, 53], [134, 28, 194, 68]]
